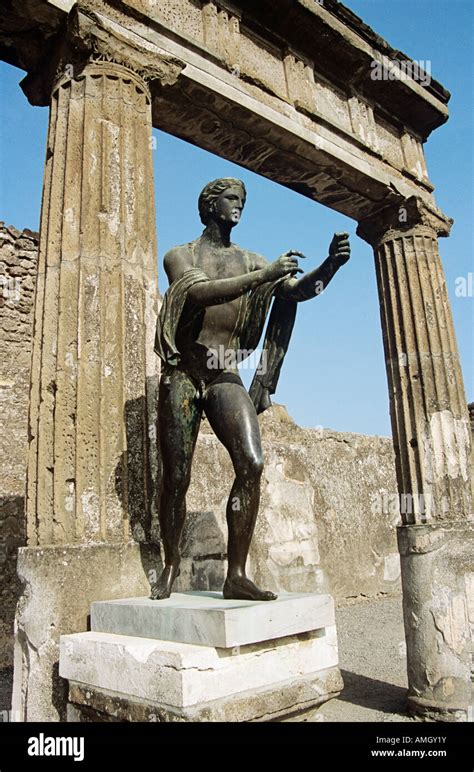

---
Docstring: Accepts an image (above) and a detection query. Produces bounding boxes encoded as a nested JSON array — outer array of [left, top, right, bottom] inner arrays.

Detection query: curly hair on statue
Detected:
[[198, 177, 247, 225]]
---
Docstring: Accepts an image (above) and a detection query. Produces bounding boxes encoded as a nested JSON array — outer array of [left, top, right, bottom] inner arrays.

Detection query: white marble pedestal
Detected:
[[59, 592, 343, 722]]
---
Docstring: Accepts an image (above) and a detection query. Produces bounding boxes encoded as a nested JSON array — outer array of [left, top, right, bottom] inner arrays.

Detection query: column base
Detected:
[[407, 695, 469, 723], [398, 522, 473, 723]]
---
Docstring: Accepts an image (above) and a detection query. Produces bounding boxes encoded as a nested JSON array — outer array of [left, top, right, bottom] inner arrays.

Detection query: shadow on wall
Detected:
[[0, 494, 26, 704], [115, 380, 227, 595], [178, 509, 227, 592]]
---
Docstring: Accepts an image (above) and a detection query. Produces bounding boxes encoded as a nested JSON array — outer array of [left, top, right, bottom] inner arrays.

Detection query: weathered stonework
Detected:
[[179, 407, 401, 601], [0, 224, 38, 669], [467, 403, 474, 664], [3, 0, 449, 219], [397, 523, 473, 721], [358, 198, 472, 721], [12, 542, 160, 721], [358, 198, 470, 525], [59, 619, 342, 722], [65, 666, 343, 722], [469, 403, 474, 508], [26, 58, 160, 547]]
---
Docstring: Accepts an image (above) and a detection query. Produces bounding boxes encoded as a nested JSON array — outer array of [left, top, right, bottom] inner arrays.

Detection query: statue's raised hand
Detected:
[[329, 232, 350, 266], [263, 249, 306, 282]]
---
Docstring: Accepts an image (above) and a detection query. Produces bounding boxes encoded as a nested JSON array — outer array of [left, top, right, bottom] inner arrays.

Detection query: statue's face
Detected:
[[213, 185, 245, 227]]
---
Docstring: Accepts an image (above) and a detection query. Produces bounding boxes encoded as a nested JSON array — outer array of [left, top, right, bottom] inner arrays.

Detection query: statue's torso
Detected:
[[176, 239, 255, 357]]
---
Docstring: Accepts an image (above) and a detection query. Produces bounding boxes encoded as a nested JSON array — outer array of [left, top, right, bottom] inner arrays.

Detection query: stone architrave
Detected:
[[358, 198, 473, 722]]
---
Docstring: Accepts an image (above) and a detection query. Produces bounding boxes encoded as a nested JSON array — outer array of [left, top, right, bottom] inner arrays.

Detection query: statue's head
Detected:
[[198, 178, 247, 227]]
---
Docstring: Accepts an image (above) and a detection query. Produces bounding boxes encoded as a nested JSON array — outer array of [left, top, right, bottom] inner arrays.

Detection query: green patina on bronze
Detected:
[[155, 266, 297, 414], [151, 177, 350, 602]]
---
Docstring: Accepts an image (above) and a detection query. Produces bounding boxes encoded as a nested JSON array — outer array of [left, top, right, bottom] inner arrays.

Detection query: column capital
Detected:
[[357, 196, 453, 247], [21, 5, 185, 106]]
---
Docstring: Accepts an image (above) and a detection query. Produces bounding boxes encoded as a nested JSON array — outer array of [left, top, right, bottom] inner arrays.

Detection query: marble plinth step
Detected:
[[91, 591, 335, 648], [60, 625, 339, 709]]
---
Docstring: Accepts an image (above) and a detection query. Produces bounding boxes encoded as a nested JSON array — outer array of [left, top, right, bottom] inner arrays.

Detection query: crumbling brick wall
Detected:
[[0, 223, 38, 668]]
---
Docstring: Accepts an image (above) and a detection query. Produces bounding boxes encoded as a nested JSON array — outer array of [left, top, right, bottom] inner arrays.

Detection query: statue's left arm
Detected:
[[276, 232, 350, 302]]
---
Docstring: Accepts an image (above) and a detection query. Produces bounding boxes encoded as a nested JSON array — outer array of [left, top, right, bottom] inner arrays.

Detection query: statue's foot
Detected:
[[150, 565, 179, 600], [223, 575, 277, 601]]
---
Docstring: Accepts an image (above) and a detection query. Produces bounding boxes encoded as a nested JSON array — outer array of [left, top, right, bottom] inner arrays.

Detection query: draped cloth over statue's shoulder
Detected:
[[154, 268, 209, 366], [154, 268, 297, 414]]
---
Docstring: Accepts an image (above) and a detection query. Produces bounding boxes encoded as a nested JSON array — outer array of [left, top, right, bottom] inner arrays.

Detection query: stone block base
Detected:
[[60, 591, 342, 722], [66, 667, 343, 722], [11, 542, 161, 722]]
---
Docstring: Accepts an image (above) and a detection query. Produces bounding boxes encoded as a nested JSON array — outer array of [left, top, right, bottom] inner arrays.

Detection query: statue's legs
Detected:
[[203, 379, 277, 601], [150, 369, 202, 600]]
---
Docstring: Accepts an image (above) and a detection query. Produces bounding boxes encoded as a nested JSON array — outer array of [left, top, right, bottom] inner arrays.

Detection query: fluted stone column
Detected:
[[26, 59, 159, 546], [12, 56, 162, 721], [358, 198, 473, 721]]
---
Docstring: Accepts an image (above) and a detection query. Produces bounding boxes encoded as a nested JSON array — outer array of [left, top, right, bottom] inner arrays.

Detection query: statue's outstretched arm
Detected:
[[277, 233, 350, 302], [187, 268, 273, 306], [165, 248, 304, 308]]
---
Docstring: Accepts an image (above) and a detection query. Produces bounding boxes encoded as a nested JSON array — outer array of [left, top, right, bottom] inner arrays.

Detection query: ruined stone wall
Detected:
[[180, 405, 401, 601], [467, 402, 474, 650], [469, 402, 474, 506], [0, 223, 38, 667]]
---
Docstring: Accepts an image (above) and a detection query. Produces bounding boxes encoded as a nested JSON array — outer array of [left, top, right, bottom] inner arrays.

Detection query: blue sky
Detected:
[[0, 0, 472, 436]]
